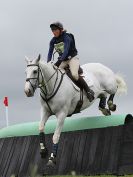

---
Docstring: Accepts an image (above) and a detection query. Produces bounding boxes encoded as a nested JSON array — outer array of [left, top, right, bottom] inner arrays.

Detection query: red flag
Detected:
[[3, 97, 8, 107]]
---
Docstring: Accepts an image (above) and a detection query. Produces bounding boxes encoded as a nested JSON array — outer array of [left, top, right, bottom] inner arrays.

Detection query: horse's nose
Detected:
[[26, 78, 29, 82], [25, 88, 32, 97], [28, 89, 31, 95]]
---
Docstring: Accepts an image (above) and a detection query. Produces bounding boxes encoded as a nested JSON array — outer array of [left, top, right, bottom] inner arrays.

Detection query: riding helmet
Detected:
[[50, 21, 63, 30]]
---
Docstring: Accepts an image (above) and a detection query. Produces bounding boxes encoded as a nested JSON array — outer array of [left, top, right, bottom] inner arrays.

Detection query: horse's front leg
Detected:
[[47, 112, 66, 166], [39, 106, 50, 158]]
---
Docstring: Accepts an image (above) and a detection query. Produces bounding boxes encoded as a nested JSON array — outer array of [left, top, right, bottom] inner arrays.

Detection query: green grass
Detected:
[[45, 176, 133, 177], [9, 165, 133, 177], [10, 175, 133, 177]]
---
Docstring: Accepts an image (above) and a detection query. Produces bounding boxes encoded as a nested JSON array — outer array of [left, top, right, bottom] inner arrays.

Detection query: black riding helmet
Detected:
[[50, 22, 63, 30]]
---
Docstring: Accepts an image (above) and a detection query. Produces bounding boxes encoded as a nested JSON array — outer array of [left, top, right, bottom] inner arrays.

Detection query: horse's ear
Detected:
[[25, 56, 30, 64], [38, 54, 41, 60], [36, 54, 41, 63]]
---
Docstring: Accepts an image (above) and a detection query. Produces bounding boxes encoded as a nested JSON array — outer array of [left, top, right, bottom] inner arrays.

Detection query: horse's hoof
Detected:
[[47, 157, 56, 167], [40, 147, 48, 158], [43, 159, 56, 176], [99, 107, 111, 116], [47, 160, 56, 168], [109, 104, 116, 112], [105, 109, 111, 116]]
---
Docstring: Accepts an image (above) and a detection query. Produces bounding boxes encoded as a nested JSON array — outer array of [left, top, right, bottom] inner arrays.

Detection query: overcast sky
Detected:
[[0, 0, 133, 128]]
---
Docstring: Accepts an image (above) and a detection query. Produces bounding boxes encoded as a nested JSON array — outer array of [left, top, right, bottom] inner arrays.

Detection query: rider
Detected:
[[47, 21, 94, 102]]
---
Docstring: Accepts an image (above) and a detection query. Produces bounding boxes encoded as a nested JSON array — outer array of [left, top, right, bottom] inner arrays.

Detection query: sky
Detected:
[[0, 0, 133, 128]]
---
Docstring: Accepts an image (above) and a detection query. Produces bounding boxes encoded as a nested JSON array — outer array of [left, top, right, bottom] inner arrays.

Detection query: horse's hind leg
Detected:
[[107, 94, 117, 111], [99, 94, 111, 116], [103, 77, 117, 112]]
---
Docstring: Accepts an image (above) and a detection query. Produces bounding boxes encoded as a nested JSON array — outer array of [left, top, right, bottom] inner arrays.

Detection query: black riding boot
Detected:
[[76, 76, 95, 102]]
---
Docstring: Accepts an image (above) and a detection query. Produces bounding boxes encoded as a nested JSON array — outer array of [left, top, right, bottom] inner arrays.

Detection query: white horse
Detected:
[[24, 55, 127, 166]]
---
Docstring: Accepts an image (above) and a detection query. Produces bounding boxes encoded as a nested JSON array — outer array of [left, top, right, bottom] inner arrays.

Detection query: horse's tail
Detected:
[[115, 73, 127, 95]]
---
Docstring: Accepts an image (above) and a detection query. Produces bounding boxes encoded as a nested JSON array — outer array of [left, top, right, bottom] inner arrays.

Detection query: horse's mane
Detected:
[[39, 60, 56, 71], [39, 60, 53, 66], [39, 59, 53, 65]]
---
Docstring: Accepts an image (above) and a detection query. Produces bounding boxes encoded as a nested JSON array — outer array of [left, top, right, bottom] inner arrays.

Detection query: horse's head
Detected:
[[24, 54, 41, 97]]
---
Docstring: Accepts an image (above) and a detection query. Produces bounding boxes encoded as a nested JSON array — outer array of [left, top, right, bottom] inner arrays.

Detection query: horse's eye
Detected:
[[33, 70, 37, 74]]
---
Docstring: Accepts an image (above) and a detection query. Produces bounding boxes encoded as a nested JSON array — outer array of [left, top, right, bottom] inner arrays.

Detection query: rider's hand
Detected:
[[54, 60, 62, 67], [58, 56, 62, 60]]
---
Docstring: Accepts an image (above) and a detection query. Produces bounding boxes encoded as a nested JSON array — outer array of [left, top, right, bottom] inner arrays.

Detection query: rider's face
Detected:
[[52, 29, 62, 37]]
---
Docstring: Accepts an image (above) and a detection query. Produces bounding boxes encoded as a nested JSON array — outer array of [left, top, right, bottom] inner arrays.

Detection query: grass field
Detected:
[[8, 164, 133, 177], [9, 165, 133, 177], [9, 167, 133, 177], [10, 175, 133, 177]]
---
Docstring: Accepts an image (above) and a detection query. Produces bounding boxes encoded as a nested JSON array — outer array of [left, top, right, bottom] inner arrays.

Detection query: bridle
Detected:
[[26, 64, 42, 92], [26, 64, 58, 93], [26, 63, 65, 114]]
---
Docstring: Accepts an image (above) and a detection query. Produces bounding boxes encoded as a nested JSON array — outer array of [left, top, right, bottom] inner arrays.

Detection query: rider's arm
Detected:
[[59, 35, 71, 61], [47, 38, 55, 62]]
